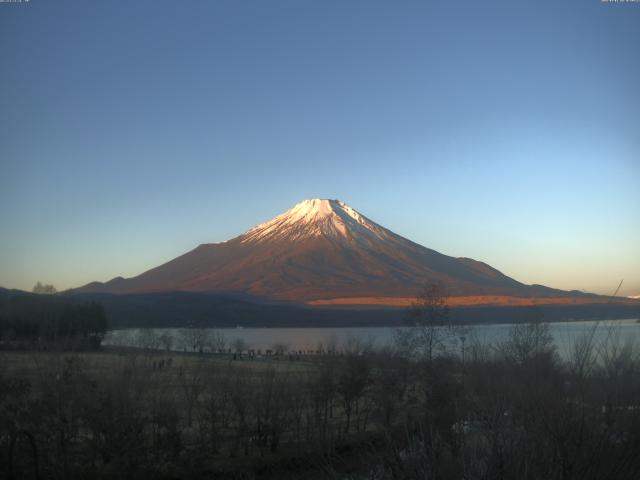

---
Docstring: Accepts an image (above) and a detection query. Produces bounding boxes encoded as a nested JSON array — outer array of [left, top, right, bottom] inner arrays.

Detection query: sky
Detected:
[[1, 0, 639, 296]]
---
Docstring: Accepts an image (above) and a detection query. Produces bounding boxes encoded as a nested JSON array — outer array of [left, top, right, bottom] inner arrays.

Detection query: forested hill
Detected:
[[0, 289, 108, 348]]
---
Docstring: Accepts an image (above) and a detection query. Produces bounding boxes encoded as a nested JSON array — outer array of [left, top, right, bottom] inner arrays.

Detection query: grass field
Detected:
[[308, 295, 640, 307], [2, 330, 639, 479]]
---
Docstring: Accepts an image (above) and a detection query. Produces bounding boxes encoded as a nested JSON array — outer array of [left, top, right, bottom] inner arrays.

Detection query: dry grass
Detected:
[[0, 347, 315, 386], [307, 295, 634, 307]]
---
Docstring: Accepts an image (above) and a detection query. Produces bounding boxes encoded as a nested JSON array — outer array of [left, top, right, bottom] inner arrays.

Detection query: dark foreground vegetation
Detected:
[[1, 286, 639, 479], [2, 323, 639, 479]]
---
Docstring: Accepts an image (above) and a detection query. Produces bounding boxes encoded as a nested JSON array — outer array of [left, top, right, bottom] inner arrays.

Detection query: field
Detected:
[[1, 347, 312, 380], [2, 322, 640, 479], [1, 346, 397, 479], [308, 295, 640, 307]]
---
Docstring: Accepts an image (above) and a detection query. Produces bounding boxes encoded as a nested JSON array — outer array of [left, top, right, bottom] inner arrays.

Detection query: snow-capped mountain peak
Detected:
[[76, 197, 585, 302], [240, 198, 390, 243]]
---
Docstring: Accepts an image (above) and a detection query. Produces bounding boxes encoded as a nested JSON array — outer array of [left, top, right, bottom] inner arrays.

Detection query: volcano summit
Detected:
[[78, 199, 595, 305]]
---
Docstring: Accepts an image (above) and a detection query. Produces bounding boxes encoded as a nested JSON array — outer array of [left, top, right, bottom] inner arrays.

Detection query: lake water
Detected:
[[104, 318, 640, 358]]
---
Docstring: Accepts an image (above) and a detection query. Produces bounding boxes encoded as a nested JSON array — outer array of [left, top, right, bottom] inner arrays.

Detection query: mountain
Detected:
[[77, 199, 597, 304]]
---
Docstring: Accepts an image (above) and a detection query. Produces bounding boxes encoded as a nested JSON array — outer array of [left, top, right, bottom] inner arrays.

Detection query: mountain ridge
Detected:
[[76, 199, 605, 304]]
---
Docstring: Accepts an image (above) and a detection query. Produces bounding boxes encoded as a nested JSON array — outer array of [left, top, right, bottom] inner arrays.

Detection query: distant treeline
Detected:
[[71, 291, 640, 329], [0, 290, 108, 349]]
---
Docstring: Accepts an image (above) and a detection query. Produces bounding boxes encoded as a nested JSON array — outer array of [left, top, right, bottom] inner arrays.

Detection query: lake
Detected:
[[104, 318, 640, 358]]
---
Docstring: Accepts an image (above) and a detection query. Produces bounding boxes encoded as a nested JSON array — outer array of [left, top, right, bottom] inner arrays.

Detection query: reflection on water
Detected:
[[104, 318, 640, 358]]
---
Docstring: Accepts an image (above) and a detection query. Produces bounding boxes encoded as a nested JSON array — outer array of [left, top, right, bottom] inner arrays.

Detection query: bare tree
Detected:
[[337, 353, 371, 433], [135, 329, 161, 351], [343, 334, 376, 356], [271, 342, 290, 356], [232, 338, 248, 354], [158, 331, 173, 352], [325, 333, 339, 355], [32, 282, 57, 294], [181, 328, 210, 353], [498, 311, 556, 367], [307, 358, 338, 442], [253, 367, 291, 453], [198, 367, 234, 453], [395, 282, 451, 361], [179, 360, 205, 427], [208, 330, 226, 353], [371, 352, 410, 427]]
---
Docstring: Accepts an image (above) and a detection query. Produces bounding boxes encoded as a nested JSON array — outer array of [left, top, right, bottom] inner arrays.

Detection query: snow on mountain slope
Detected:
[[240, 199, 393, 244]]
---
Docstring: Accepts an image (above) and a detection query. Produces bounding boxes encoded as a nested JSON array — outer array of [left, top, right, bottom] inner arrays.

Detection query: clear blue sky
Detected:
[[1, 0, 638, 296]]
